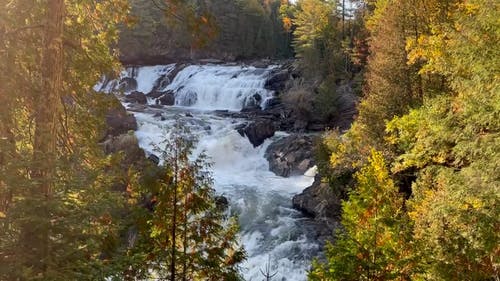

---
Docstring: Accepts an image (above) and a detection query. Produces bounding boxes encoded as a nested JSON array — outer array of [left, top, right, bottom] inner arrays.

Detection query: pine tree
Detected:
[[124, 127, 245, 280]]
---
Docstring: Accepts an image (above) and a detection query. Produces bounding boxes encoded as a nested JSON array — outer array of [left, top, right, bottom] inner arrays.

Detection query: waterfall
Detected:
[[105, 64, 319, 281], [167, 65, 275, 110]]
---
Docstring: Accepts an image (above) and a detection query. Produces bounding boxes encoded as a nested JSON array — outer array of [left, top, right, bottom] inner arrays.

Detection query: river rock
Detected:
[[148, 154, 160, 165], [215, 195, 229, 211], [151, 75, 170, 92], [146, 90, 164, 99], [263, 97, 281, 109], [237, 120, 276, 147], [102, 133, 145, 166], [118, 77, 137, 92], [265, 70, 289, 92], [292, 174, 341, 228], [157, 91, 175, 106], [125, 91, 147, 104], [265, 134, 315, 177], [105, 108, 137, 137], [242, 93, 262, 109]]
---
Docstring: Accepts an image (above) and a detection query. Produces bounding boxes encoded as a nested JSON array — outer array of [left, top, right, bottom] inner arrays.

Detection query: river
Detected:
[[97, 63, 320, 281]]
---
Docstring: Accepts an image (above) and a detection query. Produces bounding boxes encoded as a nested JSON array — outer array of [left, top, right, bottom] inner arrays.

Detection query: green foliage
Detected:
[[292, 0, 344, 79], [385, 2, 500, 278], [310, 150, 416, 280], [316, 0, 499, 280], [0, 1, 131, 279]]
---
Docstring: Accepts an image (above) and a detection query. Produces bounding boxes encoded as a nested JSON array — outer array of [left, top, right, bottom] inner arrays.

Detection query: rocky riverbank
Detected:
[[101, 60, 353, 245]]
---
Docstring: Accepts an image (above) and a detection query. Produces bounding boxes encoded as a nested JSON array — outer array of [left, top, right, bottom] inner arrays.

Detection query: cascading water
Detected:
[[107, 64, 320, 281], [167, 65, 275, 110]]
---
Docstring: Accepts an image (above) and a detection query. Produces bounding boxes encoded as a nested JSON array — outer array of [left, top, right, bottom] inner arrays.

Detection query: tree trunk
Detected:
[[0, 86, 15, 213], [170, 143, 179, 281], [32, 0, 64, 276]]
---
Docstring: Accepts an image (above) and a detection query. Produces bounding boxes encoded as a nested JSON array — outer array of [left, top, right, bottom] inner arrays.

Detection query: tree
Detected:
[[315, 0, 498, 279], [124, 127, 245, 280], [292, 0, 342, 78], [386, 0, 500, 278], [0, 1, 130, 279], [310, 150, 416, 280]]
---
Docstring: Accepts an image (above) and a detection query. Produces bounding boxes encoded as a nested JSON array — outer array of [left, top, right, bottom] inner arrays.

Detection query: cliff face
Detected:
[[118, 0, 292, 65]]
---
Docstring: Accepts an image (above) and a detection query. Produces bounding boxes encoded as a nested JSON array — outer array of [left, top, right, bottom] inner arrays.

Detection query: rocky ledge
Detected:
[[264, 134, 316, 177], [292, 174, 342, 239]]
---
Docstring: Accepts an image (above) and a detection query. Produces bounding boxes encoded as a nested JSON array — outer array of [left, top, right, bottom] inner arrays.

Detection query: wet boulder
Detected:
[[118, 77, 137, 92], [125, 91, 147, 104], [157, 91, 175, 106], [265, 134, 315, 177], [265, 70, 289, 92], [263, 97, 282, 109], [148, 154, 160, 165], [151, 75, 170, 92], [242, 93, 263, 110], [215, 195, 229, 211], [237, 120, 276, 147], [292, 174, 341, 223], [146, 90, 164, 99]]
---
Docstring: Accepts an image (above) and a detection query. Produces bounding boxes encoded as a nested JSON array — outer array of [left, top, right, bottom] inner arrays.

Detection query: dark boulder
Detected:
[[125, 91, 147, 104], [265, 134, 315, 177], [292, 174, 341, 227], [157, 91, 175, 106], [265, 70, 289, 92], [118, 77, 137, 92], [102, 133, 145, 166], [146, 90, 164, 99], [215, 195, 229, 211], [105, 109, 137, 137], [237, 120, 276, 147], [152, 75, 170, 92], [263, 97, 282, 109], [242, 93, 262, 109], [235, 123, 247, 137]]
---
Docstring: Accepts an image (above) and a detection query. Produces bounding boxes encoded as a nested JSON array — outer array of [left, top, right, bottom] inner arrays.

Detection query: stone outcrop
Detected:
[[292, 175, 342, 233], [102, 133, 145, 167], [125, 91, 147, 104], [146, 90, 164, 99], [265, 70, 290, 92], [236, 120, 276, 147], [265, 134, 315, 177], [104, 107, 138, 137]]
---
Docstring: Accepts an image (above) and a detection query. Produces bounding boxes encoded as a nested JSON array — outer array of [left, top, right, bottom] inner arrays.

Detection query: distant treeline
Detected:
[[119, 0, 293, 64]]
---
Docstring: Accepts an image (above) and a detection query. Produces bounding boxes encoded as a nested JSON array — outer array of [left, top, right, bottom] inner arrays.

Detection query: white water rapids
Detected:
[[98, 64, 320, 280]]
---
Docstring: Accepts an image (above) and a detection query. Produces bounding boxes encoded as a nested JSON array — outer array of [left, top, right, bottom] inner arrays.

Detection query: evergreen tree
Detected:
[[124, 127, 245, 280]]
